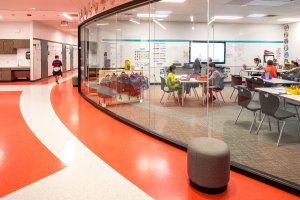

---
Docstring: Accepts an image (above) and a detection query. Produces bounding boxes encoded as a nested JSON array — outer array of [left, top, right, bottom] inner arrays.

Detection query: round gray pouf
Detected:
[[187, 137, 230, 194]]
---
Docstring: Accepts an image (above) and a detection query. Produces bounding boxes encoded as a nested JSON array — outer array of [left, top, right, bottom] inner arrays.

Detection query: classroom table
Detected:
[[243, 76, 300, 85], [244, 69, 287, 75], [179, 78, 207, 106]]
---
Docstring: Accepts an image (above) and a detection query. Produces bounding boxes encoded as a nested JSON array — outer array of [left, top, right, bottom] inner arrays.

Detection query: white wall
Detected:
[[288, 22, 300, 61], [32, 21, 77, 45], [87, 21, 285, 81], [0, 22, 30, 39]]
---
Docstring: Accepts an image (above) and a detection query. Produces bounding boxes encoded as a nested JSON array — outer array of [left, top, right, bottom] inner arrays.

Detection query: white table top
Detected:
[[280, 94, 300, 102], [256, 87, 300, 102], [243, 76, 300, 85], [255, 87, 288, 95], [244, 69, 287, 73]]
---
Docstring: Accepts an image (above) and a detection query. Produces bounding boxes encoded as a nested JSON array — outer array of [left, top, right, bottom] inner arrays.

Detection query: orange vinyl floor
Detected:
[[49, 78, 299, 200]]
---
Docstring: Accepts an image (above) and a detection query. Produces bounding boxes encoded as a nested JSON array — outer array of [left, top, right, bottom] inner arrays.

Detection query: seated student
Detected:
[[204, 63, 223, 102], [265, 60, 277, 78], [253, 58, 263, 70], [283, 61, 300, 80], [166, 65, 182, 104]]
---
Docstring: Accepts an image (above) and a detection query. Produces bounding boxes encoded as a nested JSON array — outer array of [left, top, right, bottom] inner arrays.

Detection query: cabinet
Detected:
[[13, 40, 30, 48], [0, 40, 17, 54], [0, 68, 12, 81]]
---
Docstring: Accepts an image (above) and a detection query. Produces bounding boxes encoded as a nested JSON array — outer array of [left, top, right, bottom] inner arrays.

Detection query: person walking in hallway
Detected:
[[52, 55, 63, 84]]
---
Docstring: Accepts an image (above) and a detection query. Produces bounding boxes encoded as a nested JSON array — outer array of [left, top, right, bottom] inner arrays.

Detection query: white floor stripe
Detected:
[[0, 78, 152, 200]]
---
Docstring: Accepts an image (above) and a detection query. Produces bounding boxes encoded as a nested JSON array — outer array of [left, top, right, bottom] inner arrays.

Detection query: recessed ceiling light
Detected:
[[278, 18, 300, 22], [214, 16, 243, 20], [63, 13, 72, 20], [190, 16, 194, 22], [30, 8, 36, 10], [247, 14, 267, 18], [97, 23, 109, 26], [161, 0, 186, 3], [0, 16, 2, 19], [192, 26, 195, 30], [137, 13, 168, 18]]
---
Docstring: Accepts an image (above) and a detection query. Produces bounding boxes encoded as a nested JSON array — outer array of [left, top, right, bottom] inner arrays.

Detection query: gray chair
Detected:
[[286, 100, 300, 119], [256, 92, 300, 146], [251, 77, 264, 97], [160, 76, 180, 105], [230, 75, 243, 100], [235, 86, 261, 132]]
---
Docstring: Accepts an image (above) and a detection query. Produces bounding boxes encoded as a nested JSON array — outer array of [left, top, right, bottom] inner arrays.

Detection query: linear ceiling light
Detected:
[[137, 13, 168, 18], [153, 19, 166, 30], [190, 16, 194, 22], [97, 23, 109, 26], [214, 16, 243, 20], [278, 18, 300, 22], [63, 13, 73, 20], [129, 19, 140, 24], [161, 0, 186, 3], [30, 8, 36, 10], [247, 14, 267, 18]]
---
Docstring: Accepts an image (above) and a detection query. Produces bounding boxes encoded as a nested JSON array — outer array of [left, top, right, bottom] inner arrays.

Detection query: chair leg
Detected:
[[160, 92, 166, 104], [277, 120, 280, 133], [234, 94, 238, 102], [256, 114, 266, 135], [230, 88, 235, 99], [268, 116, 272, 131], [295, 106, 300, 120], [297, 119, 300, 142], [220, 91, 225, 103], [277, 121, 286, 146], [235, 107, 243, 124], [249, 111, 257, 133], [215, 92, 221, 107]]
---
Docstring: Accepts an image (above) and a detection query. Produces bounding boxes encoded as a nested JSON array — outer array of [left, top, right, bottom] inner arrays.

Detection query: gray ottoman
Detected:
[[72, 75, 78, 87], [187, 137, 230, 194]]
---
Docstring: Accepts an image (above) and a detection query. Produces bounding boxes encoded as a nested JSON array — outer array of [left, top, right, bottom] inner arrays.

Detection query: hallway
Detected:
[[0, 73, 298, 199]]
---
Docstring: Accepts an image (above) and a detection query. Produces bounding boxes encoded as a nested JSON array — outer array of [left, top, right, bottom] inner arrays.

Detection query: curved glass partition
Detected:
[[79, 0, 300, 192]]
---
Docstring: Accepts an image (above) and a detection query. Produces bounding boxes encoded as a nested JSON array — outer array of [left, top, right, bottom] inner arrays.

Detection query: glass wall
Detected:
[[79, 0, 300, 190]]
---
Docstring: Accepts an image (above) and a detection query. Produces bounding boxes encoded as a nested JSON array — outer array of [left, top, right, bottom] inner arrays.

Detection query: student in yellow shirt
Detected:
[[167, 65, 182, 104]]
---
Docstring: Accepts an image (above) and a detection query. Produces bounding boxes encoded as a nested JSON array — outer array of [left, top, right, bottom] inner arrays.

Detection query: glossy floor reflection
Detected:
[[0, 72, 298, 199]]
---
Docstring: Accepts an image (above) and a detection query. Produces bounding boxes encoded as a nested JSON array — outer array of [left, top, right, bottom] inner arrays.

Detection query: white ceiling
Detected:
[[1, 0, 300, 35], [0, 0, 86, 35]]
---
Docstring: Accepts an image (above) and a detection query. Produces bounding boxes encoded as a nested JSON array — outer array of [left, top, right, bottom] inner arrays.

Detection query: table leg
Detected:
[[182, 83, 185, 106]]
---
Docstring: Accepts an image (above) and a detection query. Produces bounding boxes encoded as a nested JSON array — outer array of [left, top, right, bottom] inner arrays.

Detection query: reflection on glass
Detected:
[[79, 0, 300, 188]]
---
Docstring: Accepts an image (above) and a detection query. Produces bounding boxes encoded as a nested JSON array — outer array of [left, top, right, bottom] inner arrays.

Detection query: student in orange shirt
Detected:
[[265, 60, 277, 78]]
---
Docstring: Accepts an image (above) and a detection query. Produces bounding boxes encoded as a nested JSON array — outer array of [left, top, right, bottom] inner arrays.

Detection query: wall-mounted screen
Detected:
[[190, 41, 226, 64]]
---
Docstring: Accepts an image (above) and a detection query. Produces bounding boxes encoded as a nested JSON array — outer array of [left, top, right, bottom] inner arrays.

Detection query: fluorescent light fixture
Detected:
[[192, 26, 195, 30], [153, 19, 166, 30], [0, 16, 2, 19], [63, 13, 73, 20], [157, 18, 164, 21], [278, 18, 300, 22], [247, 14, 267, 18], [161, 0, 186, 3], [30, 8, 36, 10], [213, 16, 243, 20], [97, 23, 109, 26], [129, 19, 140, 24], [137, 13, 168, 18], [156, 11, 172, 15], [190, 16, 194, 22]]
